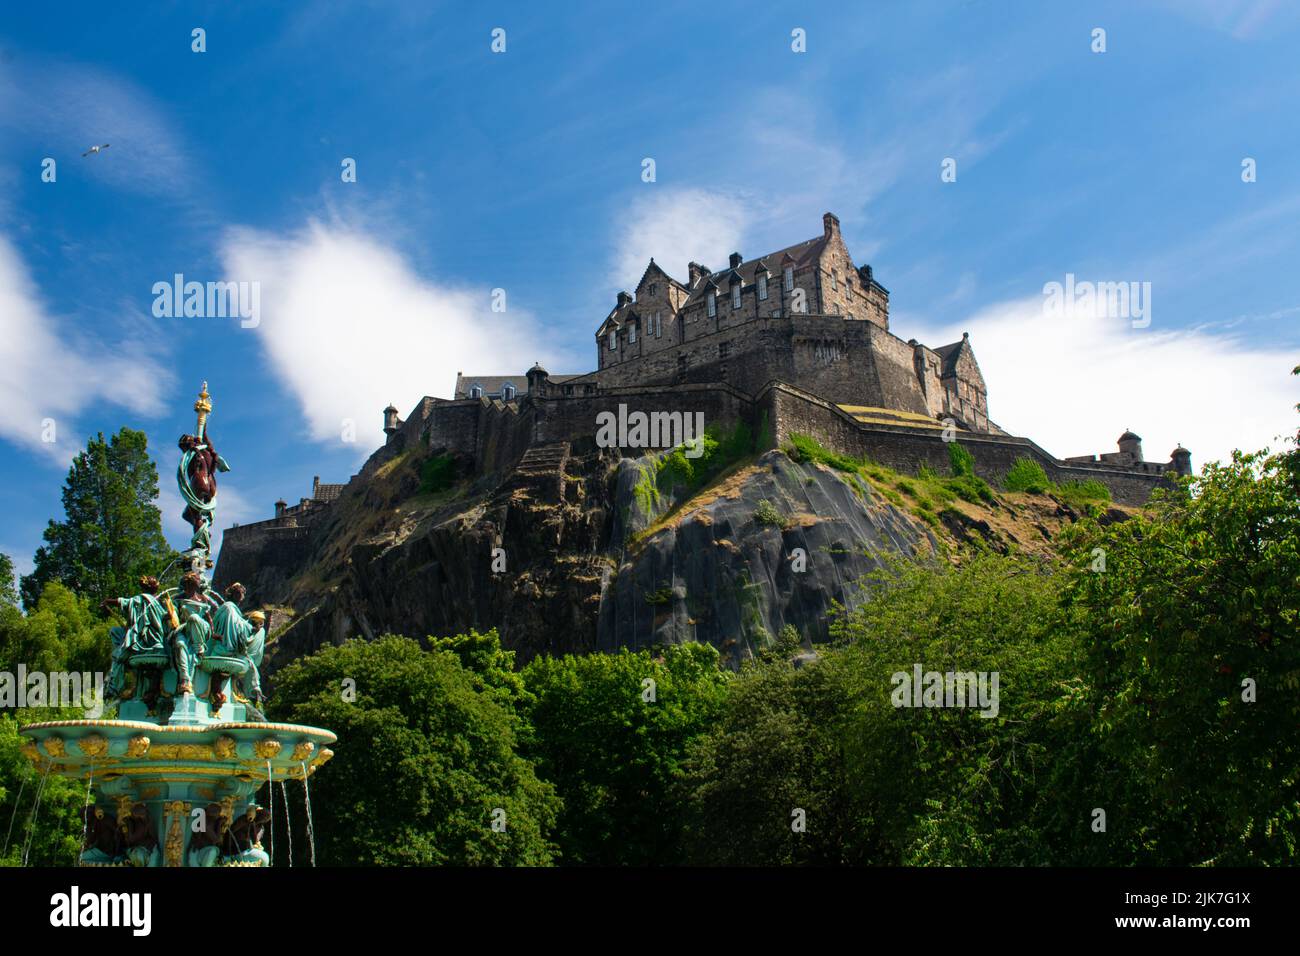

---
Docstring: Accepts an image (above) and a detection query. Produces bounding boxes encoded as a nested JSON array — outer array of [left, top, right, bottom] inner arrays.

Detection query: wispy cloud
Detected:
[[0, 233, 172, 461], [610, 188, 751, 291], [0, 56, 192, 198], [912, 294, 1298, 469], [219, 217, 567, 449]]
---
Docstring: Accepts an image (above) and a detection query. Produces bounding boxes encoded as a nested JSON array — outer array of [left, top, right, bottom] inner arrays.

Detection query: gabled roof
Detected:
[[932, 334, 982, 380], [681, 235, 825, 308], [634, 258, 690, 296]]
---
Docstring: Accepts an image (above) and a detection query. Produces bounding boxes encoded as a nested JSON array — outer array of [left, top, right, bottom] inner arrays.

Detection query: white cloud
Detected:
[[0, 234, 171, 460], [219, 219, 564, 448], [0, 58, 191, 196], [610, 188, 750, 291], [911, 295, 1298, 470]]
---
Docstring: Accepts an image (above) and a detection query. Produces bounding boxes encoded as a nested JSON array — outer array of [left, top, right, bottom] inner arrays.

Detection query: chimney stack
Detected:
[[729, 252, 743, 269], [823, 211, 840, 239]]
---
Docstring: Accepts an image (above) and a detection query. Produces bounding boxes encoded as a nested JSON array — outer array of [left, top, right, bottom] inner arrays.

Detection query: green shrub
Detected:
[[946, 474, 994, 504], [948, 441, 976, 477], [788, 433, 861, 472], [1054, 478, 1111, 507], [754, 499, 783, 527], [418, 452, 457, 494], [1005, 457, 1050, 494]]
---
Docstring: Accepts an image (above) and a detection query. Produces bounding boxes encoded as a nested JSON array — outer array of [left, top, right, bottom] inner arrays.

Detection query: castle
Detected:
[[222, 213, 1193, 570]]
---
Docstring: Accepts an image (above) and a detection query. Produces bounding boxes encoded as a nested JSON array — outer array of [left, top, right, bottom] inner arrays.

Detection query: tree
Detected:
[[269, 635, 559, 866], [520, 642, 730, 865], [682, 651, 866, 865], [21, 428, 175, 609], [0, 554, 17, 608], [1058, 408, 1300, 865], [0, 582, 107, 677], [830, 553, 1087, 865], [0, 711, 88, 867]]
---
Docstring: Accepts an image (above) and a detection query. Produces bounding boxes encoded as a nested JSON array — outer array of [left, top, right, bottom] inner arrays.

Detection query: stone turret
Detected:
[[1118, 429, 1143, 463], [527, 362, 549, 398], [1171, 445, 1193, 477], [383, 403, 400, 437]]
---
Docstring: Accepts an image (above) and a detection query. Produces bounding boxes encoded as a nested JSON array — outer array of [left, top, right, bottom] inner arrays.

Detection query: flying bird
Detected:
[[81, 143, 110, 157]]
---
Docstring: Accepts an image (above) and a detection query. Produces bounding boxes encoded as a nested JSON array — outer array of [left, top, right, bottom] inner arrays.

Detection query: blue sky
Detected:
[[2, 1, 1298, 579]]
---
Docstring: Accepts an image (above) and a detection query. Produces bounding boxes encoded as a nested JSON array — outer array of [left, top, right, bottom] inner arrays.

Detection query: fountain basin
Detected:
[[19, 719, 335, 867]]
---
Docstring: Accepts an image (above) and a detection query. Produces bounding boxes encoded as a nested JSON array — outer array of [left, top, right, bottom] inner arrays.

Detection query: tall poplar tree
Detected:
[[21, 428, 176, 609]]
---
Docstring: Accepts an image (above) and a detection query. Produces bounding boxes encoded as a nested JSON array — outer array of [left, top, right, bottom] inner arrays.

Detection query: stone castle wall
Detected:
[[760, 382, 1172, 506], [588, 312, 948, 415]]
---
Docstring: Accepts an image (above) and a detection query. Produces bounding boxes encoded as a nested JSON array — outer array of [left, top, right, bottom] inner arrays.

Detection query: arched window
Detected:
[[502, 383, 516, 401]]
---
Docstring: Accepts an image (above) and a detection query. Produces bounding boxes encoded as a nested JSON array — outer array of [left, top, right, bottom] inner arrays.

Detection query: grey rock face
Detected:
[[265, 448, 937, 673]]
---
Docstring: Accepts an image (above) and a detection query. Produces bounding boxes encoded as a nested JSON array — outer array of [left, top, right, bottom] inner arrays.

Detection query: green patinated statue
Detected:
[[101, 576, 167, 700], [172, 571, 212, 698], [209, 582, 268, 719]]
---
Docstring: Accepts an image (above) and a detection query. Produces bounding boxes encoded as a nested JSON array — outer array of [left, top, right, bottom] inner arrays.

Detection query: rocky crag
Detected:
[[218, 437, 1125, 679]]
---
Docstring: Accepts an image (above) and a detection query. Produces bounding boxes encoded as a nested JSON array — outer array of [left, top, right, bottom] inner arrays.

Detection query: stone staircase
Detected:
[[512, 442, 570, 499]]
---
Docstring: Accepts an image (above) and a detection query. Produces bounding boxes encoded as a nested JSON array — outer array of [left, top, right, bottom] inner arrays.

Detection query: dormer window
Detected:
[[469, 384, 484, 399], [707, 291, 716, 317], [731, 283, 741, 310], [608, 330, 617, 350], [502, 383, 517, 401], [758, 273, 768, 300], [783, 265, 794, 292]]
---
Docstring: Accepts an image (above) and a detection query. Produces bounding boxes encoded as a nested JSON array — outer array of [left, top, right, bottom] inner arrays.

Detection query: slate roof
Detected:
[[453, 373, 581, 399], [679, 236, 825, 308]]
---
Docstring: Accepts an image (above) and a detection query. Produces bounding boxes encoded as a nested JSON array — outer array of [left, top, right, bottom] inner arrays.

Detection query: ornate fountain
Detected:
[[19, 383, 336, 867]]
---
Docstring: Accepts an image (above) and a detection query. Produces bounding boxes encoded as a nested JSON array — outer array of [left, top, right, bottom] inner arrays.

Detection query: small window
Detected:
[[831, 270, 837, 291], [502, 383, 516, 401], [719, 341, 731, 360], [655, 312, 662, 337], [846, 281, 854, 301], [758, 273, 768, 300], [649, 283, 657, 296], [608, 330, 617, 351], [847, 313, 855, 322], [783, 265, 794, 292], [469, 385, 483, 399], [629, 323, 637, 344], [707, 291, 716, 317], [731, 283, 741, 310]]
